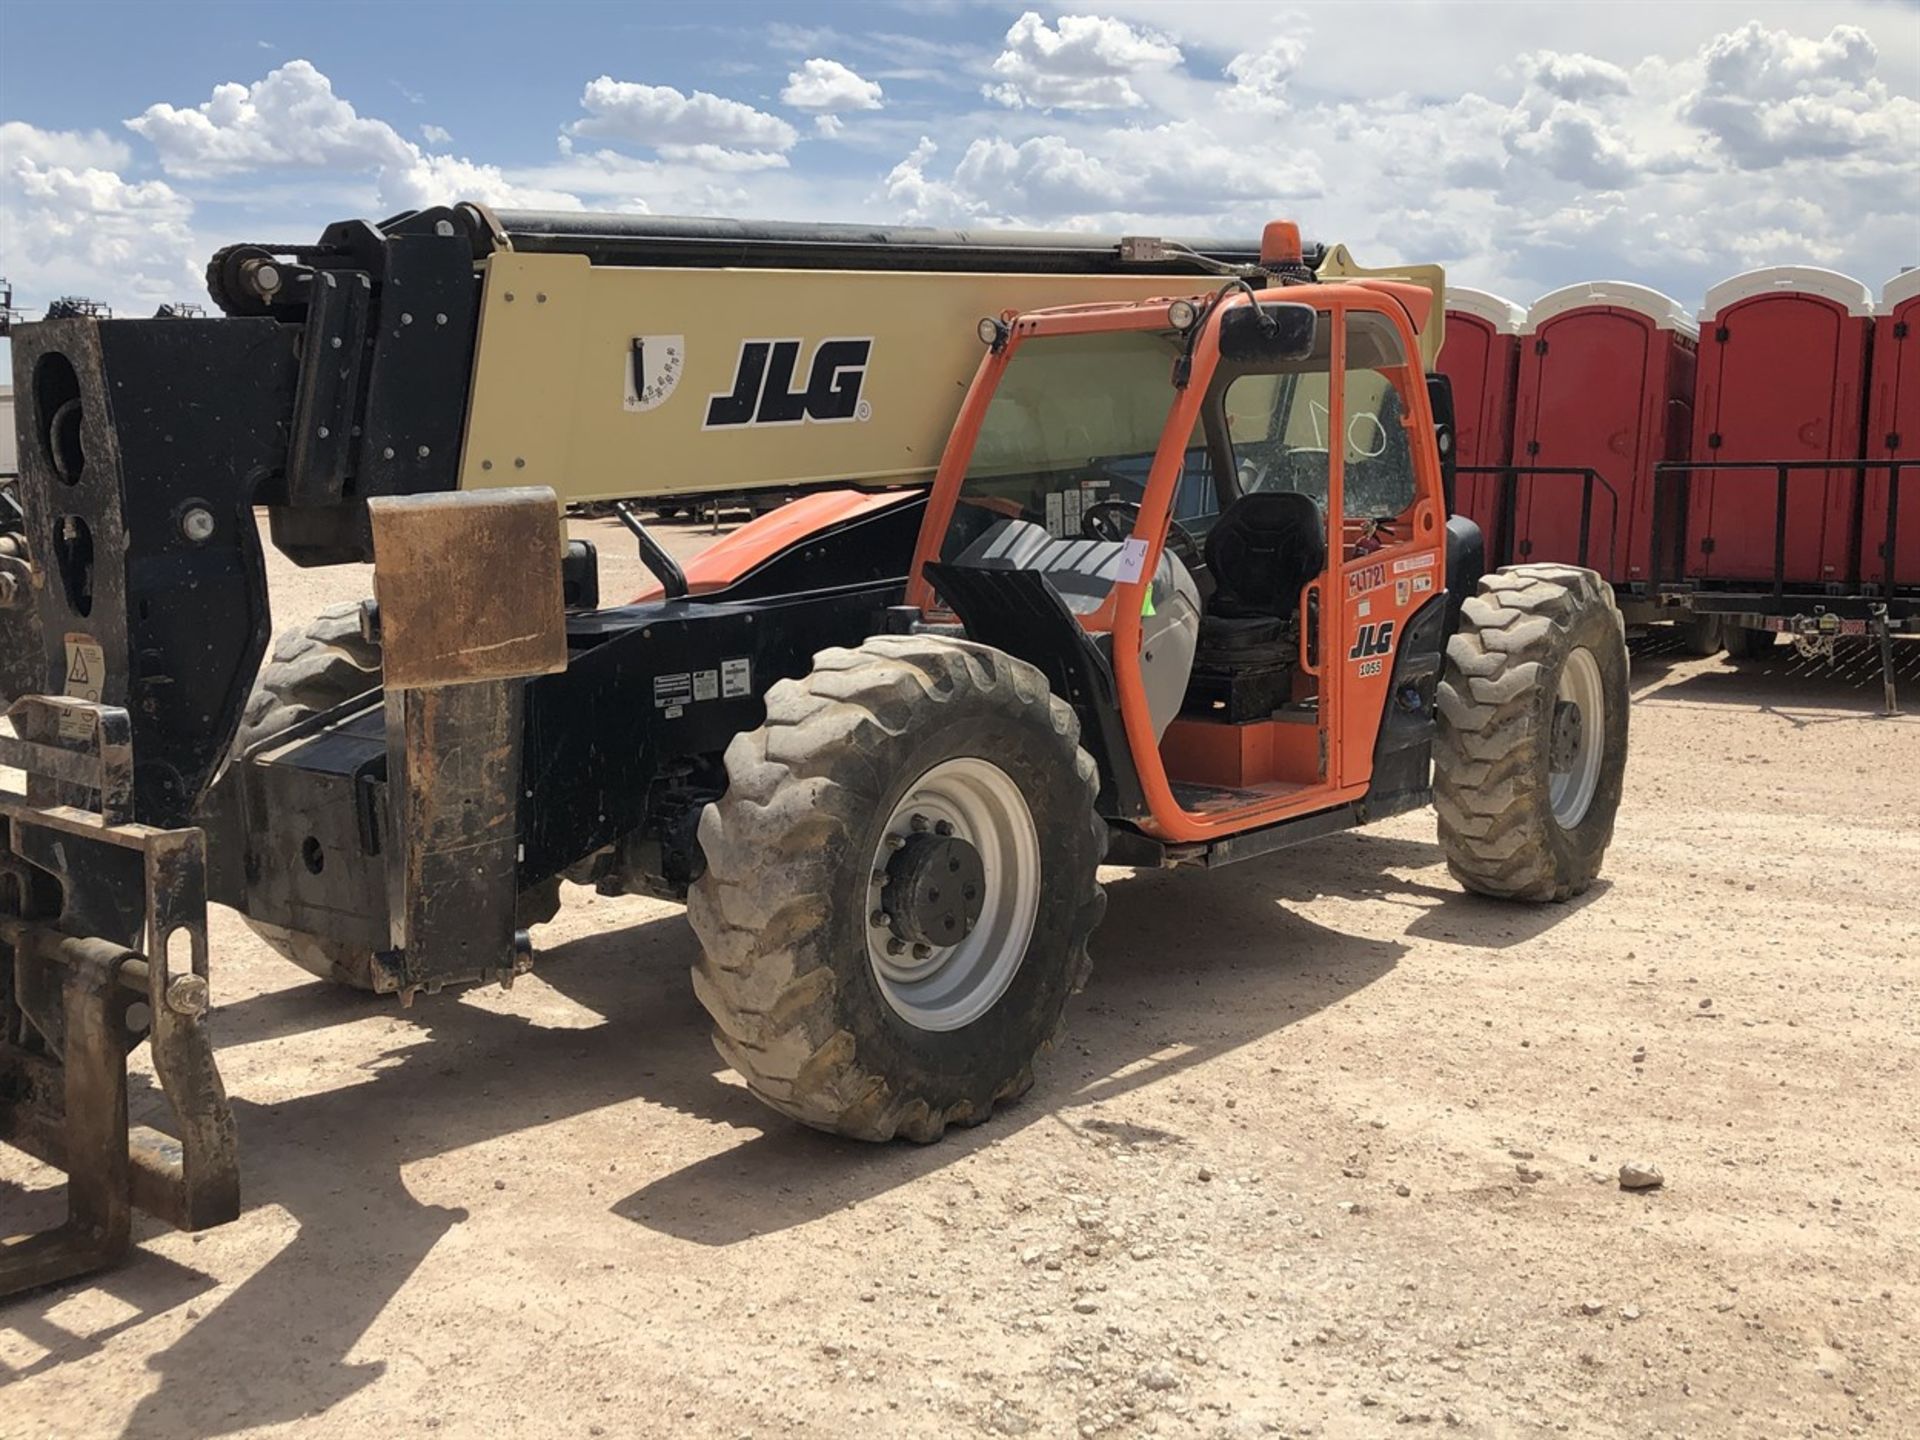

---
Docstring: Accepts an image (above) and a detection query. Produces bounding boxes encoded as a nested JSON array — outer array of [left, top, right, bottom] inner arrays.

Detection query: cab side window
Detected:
[[1221, 314, 1335, 502], [1341, 313, 1418, 521]]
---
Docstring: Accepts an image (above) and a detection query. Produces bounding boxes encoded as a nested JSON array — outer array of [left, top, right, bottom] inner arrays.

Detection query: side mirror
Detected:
[[1216, 301, 1318, 365]]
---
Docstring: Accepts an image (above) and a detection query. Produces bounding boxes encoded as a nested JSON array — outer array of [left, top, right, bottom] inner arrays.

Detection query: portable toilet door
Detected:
[[1438, 287, 1525, 561], [1511, 282, 1698, 587], [1865, 269, 1920, 593], [1687, 266, 1874, 587]]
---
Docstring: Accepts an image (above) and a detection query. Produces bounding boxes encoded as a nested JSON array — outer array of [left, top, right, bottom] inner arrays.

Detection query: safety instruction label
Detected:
[[653, 672, 692, 717], [721, 657, 752, 698], [693, 669, 719, 702], [63, 633, 105, 704]]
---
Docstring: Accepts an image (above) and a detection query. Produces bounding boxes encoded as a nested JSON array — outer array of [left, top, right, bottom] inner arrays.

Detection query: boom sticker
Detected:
[[625, 335, 686, 413]]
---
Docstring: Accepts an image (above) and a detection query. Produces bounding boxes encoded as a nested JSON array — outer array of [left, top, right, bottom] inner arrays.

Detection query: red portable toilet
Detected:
[[1511, 282, 1697, 588], [1438, 287, 1525, 559], [1687, 266, 1874, 587], [1865, 268, 1920, 593]]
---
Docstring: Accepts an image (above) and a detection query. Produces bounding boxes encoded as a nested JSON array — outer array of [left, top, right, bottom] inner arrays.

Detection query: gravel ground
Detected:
[[3, 512, 1916, 1440]]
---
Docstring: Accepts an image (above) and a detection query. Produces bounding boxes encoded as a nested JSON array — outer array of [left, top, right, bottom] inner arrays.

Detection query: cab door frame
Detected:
[[1109, 288, 1445, 843]]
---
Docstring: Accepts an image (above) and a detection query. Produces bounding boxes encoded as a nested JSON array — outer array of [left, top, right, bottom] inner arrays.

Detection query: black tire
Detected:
[[231, 604, 385, 988], [233, 602, 560, 989], [1677, 614, 1725, 656], [687, 635, 1106, 1142], [1434, 564, 1628, 902], [1726, 625, 1777, 661]]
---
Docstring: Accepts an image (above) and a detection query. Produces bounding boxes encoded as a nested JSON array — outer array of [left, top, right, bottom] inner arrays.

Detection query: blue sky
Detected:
[[2, 0, 1916, 381]]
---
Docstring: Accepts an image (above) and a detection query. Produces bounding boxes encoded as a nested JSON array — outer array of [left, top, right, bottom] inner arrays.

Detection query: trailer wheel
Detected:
[[1678, 614, 1725, 656], [1434, 564, 1628, 902], [687, 635, 1106, 1142], [232, 602, 561, 990]]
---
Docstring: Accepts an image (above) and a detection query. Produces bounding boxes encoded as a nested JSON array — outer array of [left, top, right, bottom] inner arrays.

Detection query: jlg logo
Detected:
[[1348, 620, 1396, 661], [704, 338, 874, 429]]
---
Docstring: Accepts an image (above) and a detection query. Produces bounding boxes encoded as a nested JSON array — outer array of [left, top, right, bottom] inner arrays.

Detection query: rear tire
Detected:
[[687, 635, 1106, 1142], [1434, 564, 1628, 902], [233, 602, 560, 990]]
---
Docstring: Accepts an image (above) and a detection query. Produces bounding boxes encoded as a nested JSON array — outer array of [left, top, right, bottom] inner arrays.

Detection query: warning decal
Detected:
[[63, 633, 105, 703]]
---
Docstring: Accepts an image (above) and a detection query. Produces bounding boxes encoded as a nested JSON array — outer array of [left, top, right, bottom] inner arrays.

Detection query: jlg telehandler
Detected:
[[0, 207, 1626, 1292]]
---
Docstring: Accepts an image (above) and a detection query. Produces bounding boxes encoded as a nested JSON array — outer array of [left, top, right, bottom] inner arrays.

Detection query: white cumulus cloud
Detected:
[[884, 122, 1321, 230], [1518, 50, 1632, 103], [126, 59, 417, 176], [1, 134, 198, 316], [1503, 98, 1643, 188], [1224, 38, 1305, 112], [122, 60, 580, 210], [984, 11, 1184, 111], [1679, 22, 1918, 169], [780, 58, 883, 114], [570, 76, 799, 164], [0, 121, 132, 172]]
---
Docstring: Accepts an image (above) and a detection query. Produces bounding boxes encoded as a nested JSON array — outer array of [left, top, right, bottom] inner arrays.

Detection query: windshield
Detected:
[[940, 329, 1211, 561]]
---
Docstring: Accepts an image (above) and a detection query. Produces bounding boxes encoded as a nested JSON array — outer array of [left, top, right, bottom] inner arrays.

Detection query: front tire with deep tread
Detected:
[[1434, 564, 1629, 902], [688, 634, 1107, 1143], [233, 603, 384, 988], [232, 602, 561, 990]]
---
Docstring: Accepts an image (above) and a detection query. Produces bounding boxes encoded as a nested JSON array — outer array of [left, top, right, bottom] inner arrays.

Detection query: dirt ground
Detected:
[[3, 513, 1917, 1440]]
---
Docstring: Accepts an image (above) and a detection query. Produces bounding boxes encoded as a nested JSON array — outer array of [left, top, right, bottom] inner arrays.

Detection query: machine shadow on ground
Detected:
[[0, 819, 1602, 1438], [1630, 638, 1919, 718]]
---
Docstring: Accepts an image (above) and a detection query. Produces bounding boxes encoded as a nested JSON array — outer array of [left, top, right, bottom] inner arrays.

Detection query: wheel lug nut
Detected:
[[886, 835, 906, 852], [870, 910, 887, 928], [910, 813, 930, 832], [912, 943, 933, 960], [934, 820, 954, 836], [886, 938, 905, 956]]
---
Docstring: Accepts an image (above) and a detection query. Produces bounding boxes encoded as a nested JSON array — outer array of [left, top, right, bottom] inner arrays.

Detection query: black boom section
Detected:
[[9, 317, 297, 827], [922, 562, 1149, 820], [489, 211, 1317, 275]]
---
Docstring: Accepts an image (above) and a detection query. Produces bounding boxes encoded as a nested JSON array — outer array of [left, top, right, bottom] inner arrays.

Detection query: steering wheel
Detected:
[[1080, 499, 1204, 572]]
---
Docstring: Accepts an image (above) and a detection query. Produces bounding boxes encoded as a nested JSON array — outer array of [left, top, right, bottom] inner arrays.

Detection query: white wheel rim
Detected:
[[1548, 646, 1605, 829], [865, 757, 1040, 1032]]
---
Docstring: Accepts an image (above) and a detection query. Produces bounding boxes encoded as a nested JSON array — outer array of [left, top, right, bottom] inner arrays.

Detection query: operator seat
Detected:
[[953, 518, 1200, 741], [1197, 490, 1326, 651]]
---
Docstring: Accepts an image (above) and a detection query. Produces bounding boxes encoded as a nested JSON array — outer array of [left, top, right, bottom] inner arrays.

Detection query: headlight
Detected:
[[977, 316, 1008, 348], [1167, 298, 1198, 330]]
